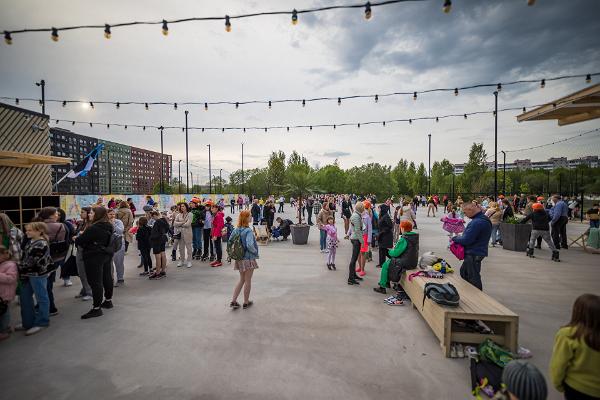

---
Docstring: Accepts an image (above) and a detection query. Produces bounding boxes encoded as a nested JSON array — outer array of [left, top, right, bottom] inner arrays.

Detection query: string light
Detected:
[[89, 102, 94, 109], [292, 9, 298, 25], [51, 28, 59, 42], [522, 107, 526, 113], [497, 83, 502, 91], [125, 125, 127, 129], [463, 114, 467, 119], [15, 98, 19, 104], [268, 100, 272, 109], [586, 74, 592, 83], [287, 127, 290, 132], [116, 102, 120, 109], [442, 0, 452, 13], [204, 102, 208, 111], [235, 102, 239, 109], [162, 19, 168, 36], [222, 128, 225, 132], [143, 126, 146, 131], [334, 125, 336, 129], [4, 31, 12, 45], [374, 94, 379, 103], [104, 24, 111, 39], [264, 128, 267, 132], [243, 128, 246, 132], [89, 122, 92, 127], [382, 121, 386, 126], [107, 124, 110, 129], [310, 126, 312, 130], [302, 99, 306, 107], [454, 88, 458, 96], [435, 117, 439, 122], [62, 101, 66, 107], [413, 92, 417, 101], [72, 121, 75, 125], [357, 123, 361, 128], [364, 2, 372, 19], [338, 97, 341, 106], [145, 103, 149, 110], [225, 15, 231, 32], [409, 119, 412, 124], [173, 103, 177, 110], [540, 79, 545, 89]]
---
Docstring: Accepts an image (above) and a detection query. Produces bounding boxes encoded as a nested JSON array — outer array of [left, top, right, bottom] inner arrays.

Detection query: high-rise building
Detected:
[[98, 140, 132, 194], [131, 146, 172, 194], [49, 127, 99, 194]]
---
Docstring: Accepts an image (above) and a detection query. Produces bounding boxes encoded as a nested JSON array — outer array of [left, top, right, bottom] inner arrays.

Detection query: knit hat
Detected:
[[532, 203, 544, 211], [502, 360, 547, 400]]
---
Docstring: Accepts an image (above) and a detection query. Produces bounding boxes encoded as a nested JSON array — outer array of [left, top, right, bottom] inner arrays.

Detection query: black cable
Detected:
[[503, 128, 600, 154], [3, 73, 596, 109], [48, 103, 544, 133]]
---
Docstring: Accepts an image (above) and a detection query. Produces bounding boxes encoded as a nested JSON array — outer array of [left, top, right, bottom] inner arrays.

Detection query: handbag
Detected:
[[63, 245, 78, 277]]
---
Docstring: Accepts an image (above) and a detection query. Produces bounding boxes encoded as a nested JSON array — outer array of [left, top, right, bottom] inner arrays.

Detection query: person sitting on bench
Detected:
[[275, 217, 293, 241], [373, 220, 419, 295]]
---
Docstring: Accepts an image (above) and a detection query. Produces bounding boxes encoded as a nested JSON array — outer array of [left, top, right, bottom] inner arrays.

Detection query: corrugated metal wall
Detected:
[[0, 103, 52, 195]]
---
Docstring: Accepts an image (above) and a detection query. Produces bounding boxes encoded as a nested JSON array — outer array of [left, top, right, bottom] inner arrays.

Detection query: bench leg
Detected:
[[505, 320, 518, 353]]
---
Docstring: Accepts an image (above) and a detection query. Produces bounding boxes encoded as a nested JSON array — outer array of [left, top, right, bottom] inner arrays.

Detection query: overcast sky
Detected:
[[1, 0, 599, 181]]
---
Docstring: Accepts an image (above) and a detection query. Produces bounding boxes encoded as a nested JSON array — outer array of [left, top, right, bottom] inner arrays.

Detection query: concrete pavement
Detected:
[[0, 205, 598, 400]]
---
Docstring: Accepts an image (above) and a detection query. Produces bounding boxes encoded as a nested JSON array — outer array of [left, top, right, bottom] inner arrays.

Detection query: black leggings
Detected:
[[564, 383, 600, 400], [348, 239, 361, 280], [84, 256, 113, 308], [202, 229, 214, 258], [140, 248, 153, 272], [214, 237, 222, 261], [379, 247, 389, 267]]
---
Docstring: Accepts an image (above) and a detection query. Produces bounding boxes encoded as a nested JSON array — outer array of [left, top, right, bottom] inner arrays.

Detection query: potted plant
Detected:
[[499, 216, 532, 252], [284, 169, 319, 245]]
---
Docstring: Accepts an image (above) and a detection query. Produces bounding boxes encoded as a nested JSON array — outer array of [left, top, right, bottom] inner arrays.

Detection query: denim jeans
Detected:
[[490, 224, 501, 244], [20, 276, 50, 329], [47, 270, 57, 312], [460, 255, 485, 291], [192, 226, 202, 251], [113, 247, 125, 281], [319, 230, 327, 251]]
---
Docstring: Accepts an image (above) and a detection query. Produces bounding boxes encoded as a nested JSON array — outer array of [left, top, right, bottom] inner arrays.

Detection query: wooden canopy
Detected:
[[517, 83, 600, 126], [0, 150, 71, 169]]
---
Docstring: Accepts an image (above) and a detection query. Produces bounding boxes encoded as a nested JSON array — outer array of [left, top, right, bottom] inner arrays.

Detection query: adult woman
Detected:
[[400, 201, 417, 229], [230, 210, 259, 309], [341, 195, 353, 237], [316, 202, 333, 253], [116, 201, 134, 252], [107, 209, 126, 286], [356, 201, 373, 276], [377, 204, 393, 269], [502, 199, 515, 221], [173, 202, 193, 268], [0, 213, 24, 262], [485, 201, 502, 247], [75, 206, 114, 319], [74, 207, 93, 300], [126, 197, 137, 216], [347, 201, 365, 285], [57, 208, 75, 287], [427, 196, 436, 217]]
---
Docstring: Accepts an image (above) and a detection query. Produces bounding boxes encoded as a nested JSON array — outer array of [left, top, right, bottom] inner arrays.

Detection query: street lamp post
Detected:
[[493, 91, 498, 199], [185, 111, 189, 193], [190, 171, 194, 193], [219, 169, 223, 194], [35, 79, 45, 114], [159, 126, 164, 194], [178, 160, 182, 194], [207, 144, 212, 194], [241, 142, 244, 195], [501, 150, 506, 195], [107, 150, 112, 194], [427, 134, 431, 196]]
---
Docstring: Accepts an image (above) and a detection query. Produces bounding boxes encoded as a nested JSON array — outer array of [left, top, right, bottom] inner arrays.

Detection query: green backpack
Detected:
[[478, 338, 514, 368], [226, 229, 245, 261]]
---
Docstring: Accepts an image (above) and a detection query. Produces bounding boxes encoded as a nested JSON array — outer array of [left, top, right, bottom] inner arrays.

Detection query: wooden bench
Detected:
[[399, 271, 519, 357]]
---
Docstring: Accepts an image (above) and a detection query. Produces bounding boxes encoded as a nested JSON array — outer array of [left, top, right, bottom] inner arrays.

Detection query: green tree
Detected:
[[152, 182, 174, 194], [391, 159, 410, 195], [412, 163, 428, 195], [266, 150, 287, 194], [461, 143, 488, 193], [313, 161, 347, 194], [284, 169, 319, 223]]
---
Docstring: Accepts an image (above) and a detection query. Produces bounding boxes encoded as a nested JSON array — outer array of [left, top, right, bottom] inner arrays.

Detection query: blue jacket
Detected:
[[550, 200, 568, 224], [452, 211, 492, 257], [232, 227, 259, 260]]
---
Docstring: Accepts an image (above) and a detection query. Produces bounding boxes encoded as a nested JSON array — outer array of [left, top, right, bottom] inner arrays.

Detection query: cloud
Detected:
[[322, 151, 350, 157], [360, 142, 392, 146]]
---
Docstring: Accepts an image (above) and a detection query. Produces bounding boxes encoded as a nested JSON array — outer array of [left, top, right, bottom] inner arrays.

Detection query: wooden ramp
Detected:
[[400, 272, 519, 357]]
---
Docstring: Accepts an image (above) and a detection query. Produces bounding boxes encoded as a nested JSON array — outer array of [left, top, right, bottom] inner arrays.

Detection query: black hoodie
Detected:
[[520, 210, 551, 231], [75, 221, 114, 258]]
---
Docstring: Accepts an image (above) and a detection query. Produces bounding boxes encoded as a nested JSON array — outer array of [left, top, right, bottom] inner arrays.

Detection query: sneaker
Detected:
[[450, 343, 458, 358], [25, 326, 45, 336], [49, 308, 59, 316], [213, 261, 222, 267], [456, 343, 465, 358], [63, 279, 73, 287], [81, 308, 103, 319], [82, 295, 92, 301], [139, 271, 149, 276], [176, 261, 183, 267], [148, 273, 159, 280], [465, 346, 478, 359], [155, 271, 166, 279], [209, 260, 218, 266], [186, 261, 192, 268], [358, 270, 366, 277], [101, 300, 113, 309]]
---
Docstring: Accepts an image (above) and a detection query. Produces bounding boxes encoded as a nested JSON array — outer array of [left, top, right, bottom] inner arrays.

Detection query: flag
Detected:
[[55, 143, 104, 186]]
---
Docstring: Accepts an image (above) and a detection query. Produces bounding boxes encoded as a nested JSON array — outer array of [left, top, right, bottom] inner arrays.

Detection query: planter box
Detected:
[[291, 224, 310, 245], [499, 223, 532, 252]]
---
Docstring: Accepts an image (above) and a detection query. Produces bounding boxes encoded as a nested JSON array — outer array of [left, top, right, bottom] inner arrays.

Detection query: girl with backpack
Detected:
[[229, 210, 259, 310], [75, 206, 115, 319]]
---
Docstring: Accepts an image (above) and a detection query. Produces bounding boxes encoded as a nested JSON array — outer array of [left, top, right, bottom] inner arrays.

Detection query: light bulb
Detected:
[[174, 103, 177, 110], [409, 119, 412, 124], [374, 94, 379, 103], [302, 99, 306, 107], [89, 102, 94, 109], [15, 98, 19, 104], [435, 117, 439, 123], [125, 125, 127, 129], [225, 16, 231, 32], [292, 9, 298, 25], [51, 27, 59, 42], [104, 24, 111, 39], [55, 119, 59, 124], [143, 126, 146, 131], [310, 126, 312, 130], [365, 2, 372, 19], [464, 114, 467, 119], [287, 127, 290, 132], [382, 121, 386, 127], [181, 128, 184, 132], [268, 101, 272, 109], [202, 128, 205, 132], [357, 123, 361, 128], [497, 83, 502, 91], [333, 125, 336, 129], [62, 101, 66, 107], [204, 103, 208, 111], [89, 122, 92, 127], [222, 128, 225, 132], [264, 128, 267, 132], [586, 74, 591, 83], [235, 102, 239, 109], [116, 102, 120, 109], [4, 31, 12, 45], [145, 103, 149, 110], [413, 92, 417, 101], [162, 20, 169, 36], [540, 79, 545, 89], [72, 121, 75, 125], [338, 97, 341, 106], [107, 124, 110, 129], [443, 0, 452, 13], [39, 100, 43, 106], [522, 107, 526, 113], [243, 128, 246, 132], [454, 88, 459, 96]]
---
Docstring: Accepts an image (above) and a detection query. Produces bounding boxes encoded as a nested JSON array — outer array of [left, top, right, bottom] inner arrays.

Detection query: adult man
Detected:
[[451, 202, 492, 291], [275, 217, 293, 240], [550, 194, 569, 250], [278, 195, 285, 213], [251, 199, 261, 225], [305, 196, 314, 225]]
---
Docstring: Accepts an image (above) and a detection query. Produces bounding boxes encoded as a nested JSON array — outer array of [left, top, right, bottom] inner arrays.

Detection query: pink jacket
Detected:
[[211, 211, 225, 238], [0, 260, 18, 302]]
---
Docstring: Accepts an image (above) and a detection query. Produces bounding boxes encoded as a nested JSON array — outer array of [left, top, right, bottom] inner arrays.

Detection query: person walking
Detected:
[[75, 206, 115, 319], [347, 202, 365, 285], [317, 202, 333, 253], [550, 194, 569, 250], [173, 202, 193, 268], [229, 210, 259, 310], [210, 205, 225, 267], [117, 201, 134, 253], [451, 202, 492, 291], [18, 222, 53, 335], [230, 197, 236, 214], [107, 209, 126, 286]]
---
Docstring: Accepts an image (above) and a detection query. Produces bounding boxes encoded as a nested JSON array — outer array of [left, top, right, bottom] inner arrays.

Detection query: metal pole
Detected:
[[452, 173, 455, 201], [160, 126, 164, 194], [190, 171, 194, 193], [207, 144, 212, 194], [178, 160, 182, 194], [428, 133, 431, 196], [185, 111, 189, 193], [241, 142, 244, 194], [501, 150, 506, 195], [36, 80, 45, 114], [494, 91, 498, 199], [559, 172, 562, 196], [580, 170, 584, 223], [219, 169, 222, 194], [547, 169, 551, 198], [108, 150, 112, 194]]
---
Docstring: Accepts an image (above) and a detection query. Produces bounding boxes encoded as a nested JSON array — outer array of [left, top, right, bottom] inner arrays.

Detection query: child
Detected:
[[224, 216, 234, 242], [210, 205, 225, 267], [0, 245, 18, 341], [520, 202, 559, 261], [19, 222, 53, 336], [323, 217, 338, 270], [502, 360, 548, 400], [441, 206, 465, 248], [550, 293, 600, 399], [136, 217, 152, 276]]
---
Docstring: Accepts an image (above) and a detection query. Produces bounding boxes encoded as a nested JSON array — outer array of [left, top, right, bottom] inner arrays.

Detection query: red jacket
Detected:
[[211, 211, 225, 238]]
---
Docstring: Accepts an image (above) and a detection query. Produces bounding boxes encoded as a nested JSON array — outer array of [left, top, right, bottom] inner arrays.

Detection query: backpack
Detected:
[[49, 223, 69, 260], [470, 358, 504, 399], [478, 338, 514, 368], [226, 229, 245, 261], [100, 232, 122, 255], [422, 282, 460, 308]]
